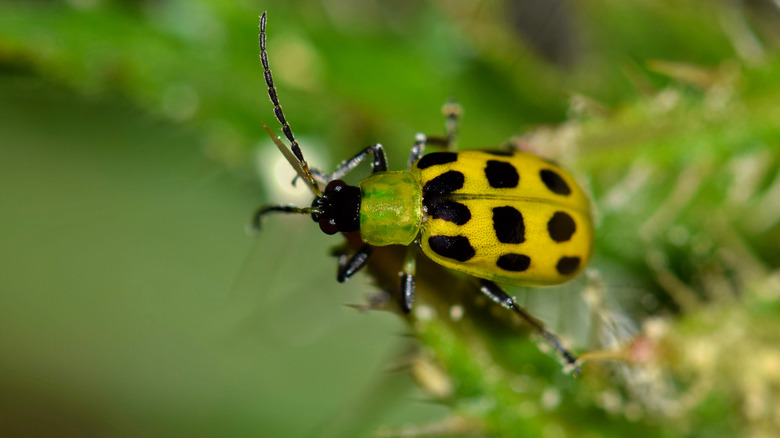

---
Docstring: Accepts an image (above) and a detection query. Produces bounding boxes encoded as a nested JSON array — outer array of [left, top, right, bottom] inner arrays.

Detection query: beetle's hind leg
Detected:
[[478, 279, 582, 376]]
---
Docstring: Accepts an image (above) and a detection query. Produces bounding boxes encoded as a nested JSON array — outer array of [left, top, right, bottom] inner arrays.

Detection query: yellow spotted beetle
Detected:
[[254, 12, 593, 374]]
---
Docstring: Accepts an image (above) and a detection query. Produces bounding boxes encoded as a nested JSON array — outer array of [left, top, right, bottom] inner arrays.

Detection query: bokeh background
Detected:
[[2, 0, 780, 437]]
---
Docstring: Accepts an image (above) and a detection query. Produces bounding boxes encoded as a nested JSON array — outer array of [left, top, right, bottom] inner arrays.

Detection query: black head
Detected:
[[311, 180, 361, 235]]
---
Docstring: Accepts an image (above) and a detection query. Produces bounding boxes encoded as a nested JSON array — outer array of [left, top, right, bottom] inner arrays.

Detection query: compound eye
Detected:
[[319, 216, 339, 235], [324, 180, 346, 193]]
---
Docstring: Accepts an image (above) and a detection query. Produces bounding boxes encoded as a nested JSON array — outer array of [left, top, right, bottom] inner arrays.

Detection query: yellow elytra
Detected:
[[413, 150, 592, 286]]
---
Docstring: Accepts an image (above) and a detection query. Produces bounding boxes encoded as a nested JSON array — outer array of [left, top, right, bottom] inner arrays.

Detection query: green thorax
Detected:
[[359, 171, 422, 246]]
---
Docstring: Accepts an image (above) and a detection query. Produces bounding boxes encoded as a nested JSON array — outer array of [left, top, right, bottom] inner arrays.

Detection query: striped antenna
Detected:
[[259, 11, 322, 196]]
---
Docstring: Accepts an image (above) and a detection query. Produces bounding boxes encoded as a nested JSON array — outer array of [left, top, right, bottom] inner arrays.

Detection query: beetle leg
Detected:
[[291, 166, 329, 187], [399, 244, 417, 313], [337, 244, 374, 282], [406, 133, 451, 168], [324, 144, 387, 183], [406, 100, 463, 169], [441, 99, 461, 151], [478, 279, 582, 376], [406, 133, 428, 170]]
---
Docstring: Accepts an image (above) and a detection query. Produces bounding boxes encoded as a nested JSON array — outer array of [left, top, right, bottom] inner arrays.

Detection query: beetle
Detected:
[[253, 12, 593, 374]]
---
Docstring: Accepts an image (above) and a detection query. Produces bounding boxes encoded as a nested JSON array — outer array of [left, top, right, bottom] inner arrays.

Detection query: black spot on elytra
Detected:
[[422, 170, 464, 195], [485, 150, 514, 157], [496, 253, 531, 272], [556, 256, 580, 275], [416, 152, 458, 169], [485, 160, 519, 188], [492, 206, 525, 244], [428, 235, 475, 262], [547, 211, 576, 242], [425, 199, 471, 225], [540, 169, 571, 195]]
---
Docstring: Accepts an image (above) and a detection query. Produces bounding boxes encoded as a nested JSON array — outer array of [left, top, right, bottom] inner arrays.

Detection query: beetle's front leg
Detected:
[[337, 244, 374, 282], [292, 166, 329, 187], [328, 144, 388, 182], [293, 144, 387, 188]]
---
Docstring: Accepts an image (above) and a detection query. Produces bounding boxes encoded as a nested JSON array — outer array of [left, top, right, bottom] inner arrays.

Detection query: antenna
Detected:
[[259, 11, 322, 196]]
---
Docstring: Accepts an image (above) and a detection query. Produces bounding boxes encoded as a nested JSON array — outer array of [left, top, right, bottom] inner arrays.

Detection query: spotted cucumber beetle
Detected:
[[254, 12, 593, 374]]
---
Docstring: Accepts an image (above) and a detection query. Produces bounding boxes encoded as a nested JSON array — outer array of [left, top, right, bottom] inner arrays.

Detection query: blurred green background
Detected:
[[1, 0, 780, 437]]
